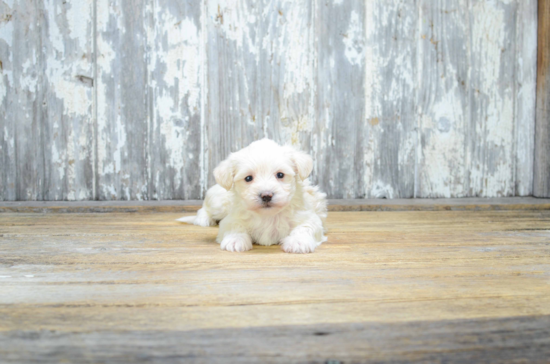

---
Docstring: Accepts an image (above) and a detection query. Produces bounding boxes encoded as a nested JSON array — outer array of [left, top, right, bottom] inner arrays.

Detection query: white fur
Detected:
[[177, 139, 327, 253]]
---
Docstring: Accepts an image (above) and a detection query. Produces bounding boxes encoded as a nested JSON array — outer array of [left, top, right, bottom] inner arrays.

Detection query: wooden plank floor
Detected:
[[1, 210, 550, 363]]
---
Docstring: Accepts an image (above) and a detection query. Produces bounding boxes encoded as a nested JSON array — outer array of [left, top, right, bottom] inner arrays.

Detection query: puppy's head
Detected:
[[213, 139, 313, 213]]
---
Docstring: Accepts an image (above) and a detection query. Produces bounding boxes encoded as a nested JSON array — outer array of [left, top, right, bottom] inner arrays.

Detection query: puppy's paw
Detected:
[[281, 234, 318, 254], [220, 233, 253, 253]]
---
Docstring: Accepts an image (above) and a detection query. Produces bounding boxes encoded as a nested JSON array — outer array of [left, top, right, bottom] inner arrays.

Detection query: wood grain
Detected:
[[535, 0, 550, 197], [515, 0, 537, 196], [0, 1, 18, 201], [42, 1, 95, 201], [1, 210, 550, 361], [147, 0, 203, 200], [95, 0, 150, 200], [417, 0, 470, 198], [314, 0, 365, 199], [1, 197, 550, 213], [2, 317, 549, 363], [469, 0, 518, 197], [0, 1, 45, 200], [364, 0, 416, 199]]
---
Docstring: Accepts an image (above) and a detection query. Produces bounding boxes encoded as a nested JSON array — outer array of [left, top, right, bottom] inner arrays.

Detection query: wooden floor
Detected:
[[1, 209, 550, 363]]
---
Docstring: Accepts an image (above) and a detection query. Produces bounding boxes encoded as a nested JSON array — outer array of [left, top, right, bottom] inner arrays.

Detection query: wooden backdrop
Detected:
[[0, 0, 539, 201]]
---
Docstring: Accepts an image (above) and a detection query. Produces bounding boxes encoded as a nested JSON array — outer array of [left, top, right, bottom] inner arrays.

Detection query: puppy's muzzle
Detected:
[[260, 192, 273, 203]]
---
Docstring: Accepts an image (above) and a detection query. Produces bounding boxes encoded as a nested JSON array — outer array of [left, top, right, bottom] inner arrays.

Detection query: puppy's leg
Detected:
[[217, 216, 253, 252], [176, 184, 231, 227], [281, 215, 325, 254], [176, 207, 215, 227]]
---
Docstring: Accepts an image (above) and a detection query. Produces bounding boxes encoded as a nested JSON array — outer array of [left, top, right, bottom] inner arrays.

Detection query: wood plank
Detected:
[[0, 210, 549, 361], [95, 0, 149, 200], [314, 0, 365, 199], [0, 1, 95, 201], [41, 0, 95, 200], [417, 1, 537, 199], [417, 0, 471, 198], [0, 1, 16, 201], [468, 0, 518, 197], [0, 1, 45, 200], [416, 1, 533, 197], [1, 197, 550, 213], [147, 0, 203, 200], [363, 0, 417, 199], [1, 317, 549, 363], [535, 0, 550, 197], [514, 0, 537, 196]]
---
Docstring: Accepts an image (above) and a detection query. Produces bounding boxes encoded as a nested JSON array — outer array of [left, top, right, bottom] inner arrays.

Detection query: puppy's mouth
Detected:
[[257, 200, 282, 210], [260, 202, 273, 209]]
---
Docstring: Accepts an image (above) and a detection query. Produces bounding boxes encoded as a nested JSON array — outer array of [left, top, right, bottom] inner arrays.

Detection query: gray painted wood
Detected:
[[42, 1, 95, 200], [515, 0, 538, 196], [417, 0, 537, 198], [147, 0, 202, 200], [315, 0, 365, 199], [535, 0, 550, 198], [0, 1, 95, 201], [0, 0, 540, 200], [469, 0, 518, 197], [96, 0, 150, 200], [1, 1, 45, 201], [364, 0, 417, 199], [417, 0, 471, 198], [0, 0, 17, 201]]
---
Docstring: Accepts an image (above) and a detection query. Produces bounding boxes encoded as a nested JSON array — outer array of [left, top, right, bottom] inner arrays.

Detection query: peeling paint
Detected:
[[208, 0, 258, 55], [420, 90, 466, 197], [370, 181, 395, 199], [343, 10, 364, 66], [470, 0, 516, 197], [0, 0, 539, 200], [514, 0, 537, 196]]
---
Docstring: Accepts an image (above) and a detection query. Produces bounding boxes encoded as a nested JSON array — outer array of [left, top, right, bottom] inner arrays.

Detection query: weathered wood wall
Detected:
[[0, 0, 538, 200], [535, 0, 550, 198]]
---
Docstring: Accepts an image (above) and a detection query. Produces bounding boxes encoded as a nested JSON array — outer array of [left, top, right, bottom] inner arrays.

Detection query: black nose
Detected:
[[261, 193, 273, 202]]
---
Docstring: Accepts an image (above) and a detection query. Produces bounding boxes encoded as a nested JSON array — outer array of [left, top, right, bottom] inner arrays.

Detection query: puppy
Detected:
[[177, 138, 327, 253]]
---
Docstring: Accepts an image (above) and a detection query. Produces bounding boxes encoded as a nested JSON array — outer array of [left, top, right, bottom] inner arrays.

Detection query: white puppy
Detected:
[[177, 138, 327, 253]]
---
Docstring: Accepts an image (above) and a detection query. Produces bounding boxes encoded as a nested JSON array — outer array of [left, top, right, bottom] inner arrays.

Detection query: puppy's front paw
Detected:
[[220, 233, 253, 253], [281, 234, 318, 254]]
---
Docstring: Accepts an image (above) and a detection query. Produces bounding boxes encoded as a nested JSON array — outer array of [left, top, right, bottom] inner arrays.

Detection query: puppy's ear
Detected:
[[213, 157, 235, 190], [289, 149, 313, 180]]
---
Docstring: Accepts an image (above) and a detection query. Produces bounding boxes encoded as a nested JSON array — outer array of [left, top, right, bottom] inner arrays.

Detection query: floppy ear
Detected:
[[213, 157, 235, 190], [290, 149, 313, 180]]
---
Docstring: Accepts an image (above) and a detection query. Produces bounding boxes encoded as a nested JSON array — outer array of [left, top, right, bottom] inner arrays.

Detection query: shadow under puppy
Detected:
[[178, 139, 327, 253]]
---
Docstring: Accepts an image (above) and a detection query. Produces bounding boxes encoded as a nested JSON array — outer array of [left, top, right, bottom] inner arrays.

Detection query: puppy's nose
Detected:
[[260, 192, 273, 202]]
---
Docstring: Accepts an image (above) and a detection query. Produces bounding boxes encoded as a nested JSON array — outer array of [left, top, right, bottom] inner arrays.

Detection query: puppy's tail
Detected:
[[176, 215, 197, 224], [176, 208, 216, 227]]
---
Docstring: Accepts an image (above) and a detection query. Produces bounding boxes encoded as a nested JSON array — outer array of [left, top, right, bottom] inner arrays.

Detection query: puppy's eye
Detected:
[[245, 176, 253, 182], [276, 172, 285, 179]]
